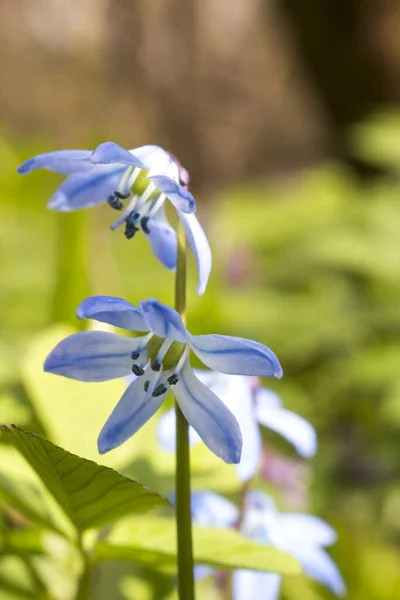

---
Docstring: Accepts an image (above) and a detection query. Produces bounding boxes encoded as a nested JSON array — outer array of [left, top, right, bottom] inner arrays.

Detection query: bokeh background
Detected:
[[2, 1, 400, 598]]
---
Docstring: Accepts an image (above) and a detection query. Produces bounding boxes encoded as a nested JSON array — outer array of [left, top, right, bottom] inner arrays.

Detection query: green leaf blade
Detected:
[[0, 426, 168, 532], [95, 516, 301, 575]]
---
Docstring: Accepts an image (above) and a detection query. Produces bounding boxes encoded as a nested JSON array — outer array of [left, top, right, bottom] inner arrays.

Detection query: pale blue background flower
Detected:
[[17, 142, 211, 294], [44, 296, 282, 463], [191, 490, 346, 600], [158, 373, 316, 481]]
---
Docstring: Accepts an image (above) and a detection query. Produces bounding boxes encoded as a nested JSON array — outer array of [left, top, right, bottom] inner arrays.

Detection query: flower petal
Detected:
[[179, 213, 211, 295], [146, 210, 177, 270], [190, 335, 283, 378], [191, 491, 239, 528], [289, 546, 346, 596], [91, 142, 145, 169], [255, 390, 317, 458], [17, 150, 93, 175], [225, 377, 262, 481], [232, 571, 281, 600], [132, 145, 180, 180], [148, 175, 196, 214], [139, 299, 187, 342], [174, 362, 242, 464], [157, 408, 201, 452], [278, 514, 337, 547], [48, 165, 126, 211], [44, 331, 138, 382], [98, 370, 167, 453], [76, 296, 147, 331]]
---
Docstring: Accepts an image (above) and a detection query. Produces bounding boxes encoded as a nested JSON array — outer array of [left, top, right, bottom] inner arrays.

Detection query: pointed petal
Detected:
[[76, 296, 147, 331], [179, 213, 211, 295], [278, 514, 337, 547], [191, 491, 239, 527], [157, 408, 201, 452], [146, 211, 177, 270], [230, 389, 261, 482], [17, 150, 92, 175], [47, 165, 126, 211], [132, 145, 180, 179], [208, 374, 261, 481], [289, 546, 346, 596], [256, 390, 317, 458], [174, 362, 242, 464], [98, 370, 166, 453], [232, 571, 281, 600], [139, 299, 187, 342], [190, 334, 283, 378], [44, 331, 138, 382], [91, 142, 145, 168], [148, 175, 196, 214]]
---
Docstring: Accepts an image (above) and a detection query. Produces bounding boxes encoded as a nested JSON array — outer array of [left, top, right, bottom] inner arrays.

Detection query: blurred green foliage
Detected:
[[2, 112, 400, 598]]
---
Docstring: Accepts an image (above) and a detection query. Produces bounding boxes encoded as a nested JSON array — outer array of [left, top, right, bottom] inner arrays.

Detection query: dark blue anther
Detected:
[[107, 195, 123, 210], [144, 380, 150, 392], [152, 384, 168, 398], [124, 214, 139, 239], [141, 216, 151, 234], [131, 351, 140, 360], [114, 191, 131, 199], [167, 374, 179, 386], [132, 364, 145, 376], [151, 360, 161, 372]]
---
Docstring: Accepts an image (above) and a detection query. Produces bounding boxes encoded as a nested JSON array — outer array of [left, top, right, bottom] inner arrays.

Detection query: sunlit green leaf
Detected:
[[0, 426, 168, 532], [95, 516, 300, 575]]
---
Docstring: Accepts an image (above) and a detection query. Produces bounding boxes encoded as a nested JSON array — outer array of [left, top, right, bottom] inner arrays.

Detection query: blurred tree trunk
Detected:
[[280, 0, 394, 171]]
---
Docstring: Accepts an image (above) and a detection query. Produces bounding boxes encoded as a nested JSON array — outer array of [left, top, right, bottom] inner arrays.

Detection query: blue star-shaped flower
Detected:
[[18, 143, 211, 294], [44, 296, 282, 462], [191, 490, 346, 599]]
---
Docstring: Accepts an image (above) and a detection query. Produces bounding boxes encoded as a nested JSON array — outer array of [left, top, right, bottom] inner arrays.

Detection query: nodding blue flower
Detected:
[[43, 296, 282, 463], [17, 142, 211, 295], [157, 373, 316, 481], [191, 490, 346, 599]]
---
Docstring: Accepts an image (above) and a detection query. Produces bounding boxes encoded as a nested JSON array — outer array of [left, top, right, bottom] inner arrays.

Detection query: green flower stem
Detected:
[[175, 221, 195, 600]]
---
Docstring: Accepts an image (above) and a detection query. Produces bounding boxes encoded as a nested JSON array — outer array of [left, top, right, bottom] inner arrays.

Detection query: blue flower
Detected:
[[157, 373, 316, 481], [43, 296, 282, 463], [17, 143, 211, 295], [191, 490, 346, 599]]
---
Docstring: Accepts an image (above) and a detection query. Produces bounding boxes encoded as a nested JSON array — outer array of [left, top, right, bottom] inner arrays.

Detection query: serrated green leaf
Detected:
[[0, 426, 167, 532], [95, 516, 300, 575]]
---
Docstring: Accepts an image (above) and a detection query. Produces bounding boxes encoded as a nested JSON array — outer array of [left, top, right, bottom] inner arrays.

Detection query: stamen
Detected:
[[141, 216, 150, 234], [144, 380, 150, 392], [131, 351, 140, 360], [125, 221, 139, 240], [107, 195, 123, 211], [135, 182, 156, 213], [114, 191, 130, 199], [152, 384, 168, 397], [110, 195, 139, 231], [146, 193, 166, 219], [151, 360, 161, 371], [175, 346, 189, 374], [155, 339, 173, 365], [137, 332, 154, 352], [132, 365, 145, 376], [167, 374, 179, 386], [117, 166, 140, 197]]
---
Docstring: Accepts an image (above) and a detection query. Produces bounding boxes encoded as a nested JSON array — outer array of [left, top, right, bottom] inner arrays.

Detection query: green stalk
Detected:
[[175, 221, 195, 599]]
